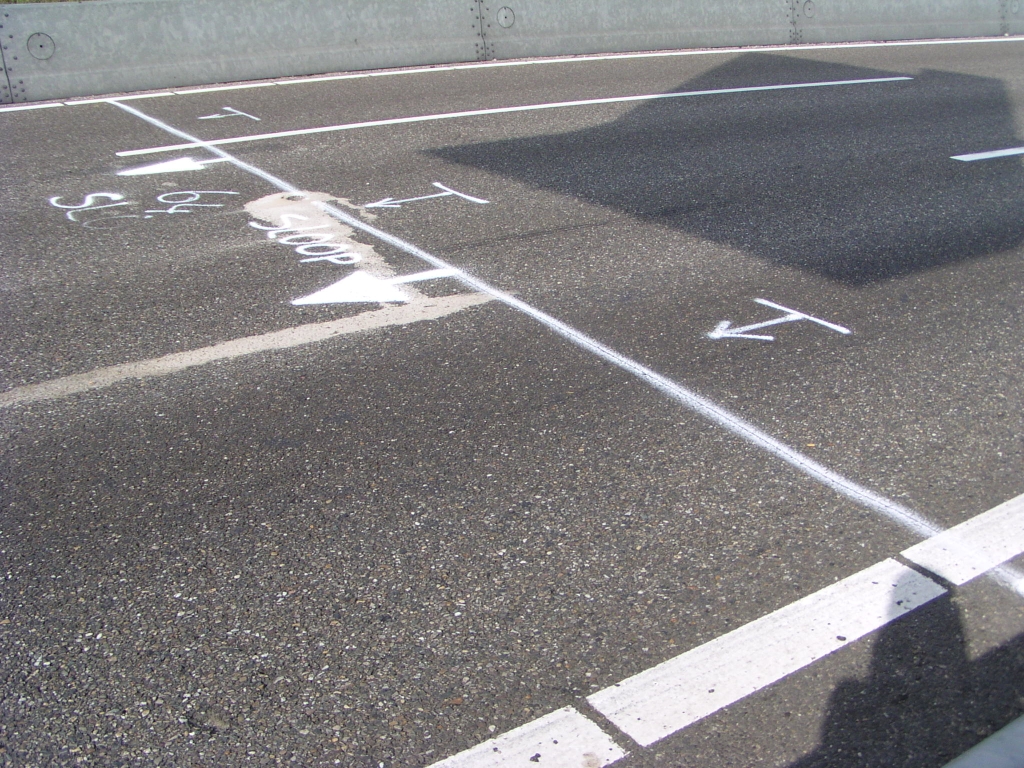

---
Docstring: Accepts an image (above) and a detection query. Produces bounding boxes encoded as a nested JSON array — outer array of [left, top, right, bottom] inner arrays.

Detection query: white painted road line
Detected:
[[114, 76, 911, 157], [586, 559, 946, 747], [427, 707, 626, 768], [902, 492, 1024, 585], [951, 146, 1024, 162], [0, 293, 491, 409], [430, 489, 1024, 766]]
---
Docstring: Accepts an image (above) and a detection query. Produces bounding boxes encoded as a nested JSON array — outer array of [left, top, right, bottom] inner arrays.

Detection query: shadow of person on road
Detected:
[[790, 582, 1024, 768], [432, 52, 1024, 284]]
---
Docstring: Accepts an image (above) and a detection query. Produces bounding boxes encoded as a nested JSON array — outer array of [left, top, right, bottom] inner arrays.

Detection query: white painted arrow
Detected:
[[708, 299, 851, 342], [117, 156, 230, 176], [364, 182, 489, 209], [291, 268, 459, 305]]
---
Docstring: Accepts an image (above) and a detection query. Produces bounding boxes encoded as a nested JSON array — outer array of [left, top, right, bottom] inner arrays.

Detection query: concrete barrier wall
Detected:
[[1, 0, 1022, 105]]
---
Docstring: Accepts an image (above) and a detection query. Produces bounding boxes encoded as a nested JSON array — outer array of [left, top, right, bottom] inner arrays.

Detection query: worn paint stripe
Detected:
[[427, 707, 626, 768], [0, 294, 491, 408], [587, 559, 946, 747], [902, 492, 1024, 585], [114, 76, 911, 157]]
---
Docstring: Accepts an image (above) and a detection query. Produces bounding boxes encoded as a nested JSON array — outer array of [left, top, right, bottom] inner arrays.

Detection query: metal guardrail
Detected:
[[0, 0, 1022, 104]]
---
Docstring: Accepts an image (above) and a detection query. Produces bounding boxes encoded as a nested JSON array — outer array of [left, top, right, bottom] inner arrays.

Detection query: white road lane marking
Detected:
[[951, 146, 1024, 161], [902, 491, 1024, 585], [0, 294, 491, 408], [106, 99, 1024, 598], [587, 559, 946, 747], [433, 490, 1024, 765], [427, 707, 627, 768], [113, 76, 911, 157]]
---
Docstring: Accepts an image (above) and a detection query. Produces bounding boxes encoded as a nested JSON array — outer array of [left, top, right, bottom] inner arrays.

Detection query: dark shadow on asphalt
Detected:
[[790, 587, 1024, 768], [431, 53, 1024, 284]]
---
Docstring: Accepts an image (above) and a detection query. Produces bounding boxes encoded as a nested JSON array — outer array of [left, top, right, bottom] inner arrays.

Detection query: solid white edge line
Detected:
[[113, 76, 911, 157], [0, 294, 492, 408], [2, 35, 1020, 114], [426, 707, 627, 768], [951, 146, 1024, 161], [587, 559, 946, 747], [902, 492, 1024, 585], [0, 102, 64, 113]]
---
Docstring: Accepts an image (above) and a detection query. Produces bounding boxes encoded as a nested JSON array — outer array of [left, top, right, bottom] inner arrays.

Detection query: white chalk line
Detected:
[[100, 99, 1024, 767], [3, 35, 1022, 115], [106, 99, 1024, 594], [0, 294, 492, 409], [113, 76, 911, 157], [433, 490, 1024, 766]]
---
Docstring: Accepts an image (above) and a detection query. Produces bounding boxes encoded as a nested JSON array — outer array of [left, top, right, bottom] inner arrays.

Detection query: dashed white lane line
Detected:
[[586, 558, 946, 747], [951, 146, 1024, 161], [0, 293, 491, 408], [903, 492, 1024, 585], [113, 76, 911, 157], [432, 493, 1024, 766], [429, 707, 627, 768]]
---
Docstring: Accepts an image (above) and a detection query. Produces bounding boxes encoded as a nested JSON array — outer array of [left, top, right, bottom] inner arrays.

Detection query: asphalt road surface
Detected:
[[2, 37, 1024, 768]]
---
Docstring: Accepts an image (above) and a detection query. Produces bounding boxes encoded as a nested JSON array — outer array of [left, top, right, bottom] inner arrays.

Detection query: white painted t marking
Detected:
[[708, 299, 851, 341]]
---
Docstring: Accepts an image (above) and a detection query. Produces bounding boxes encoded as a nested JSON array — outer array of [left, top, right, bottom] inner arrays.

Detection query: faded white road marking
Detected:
[[0, 294, 491, 408], [902, 491, 1024, 585], [107, 100, 1024, 599], [427, 707, 626, 768], [708, 298, 852, 342], [951, 146, 1024, 162], [114, 76, 911, 157]]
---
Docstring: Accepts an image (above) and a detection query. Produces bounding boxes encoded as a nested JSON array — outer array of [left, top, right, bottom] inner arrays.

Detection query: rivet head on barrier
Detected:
[[803, 0, 816, 18], [497, 6, 515, 28], [27, 32, 55, 60], [1012, 0, 1020, 14]]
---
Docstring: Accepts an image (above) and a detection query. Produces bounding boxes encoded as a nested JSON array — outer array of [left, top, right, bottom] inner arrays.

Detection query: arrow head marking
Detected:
[[363, 198, 400, 209], [707, 321, 775, 341], [291, 271, 410, 305]]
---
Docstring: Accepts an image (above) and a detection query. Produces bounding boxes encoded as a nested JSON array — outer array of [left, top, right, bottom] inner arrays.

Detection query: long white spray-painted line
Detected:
[[113, 76, 911, 158], [430, 490, 1024, 766], [106, 98, 1024, 598], [2, 35, 1022, 115]]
